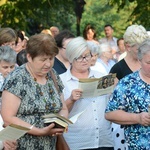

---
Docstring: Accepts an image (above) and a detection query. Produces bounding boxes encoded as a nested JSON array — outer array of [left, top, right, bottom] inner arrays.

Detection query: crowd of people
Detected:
[[0, 24, 149, 150]]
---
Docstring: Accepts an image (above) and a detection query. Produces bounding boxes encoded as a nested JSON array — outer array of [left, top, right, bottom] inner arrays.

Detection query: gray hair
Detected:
[[87, 41, 100, 56], [0, 46, 16, 63], [137, 38, 150, 60], [123, 25, 149, 46], [66, 36, 89, 63], [99, 42, 111, 56]]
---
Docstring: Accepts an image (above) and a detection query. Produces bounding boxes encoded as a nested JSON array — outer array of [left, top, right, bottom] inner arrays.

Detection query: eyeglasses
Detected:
[[75, 53, 92, 62]]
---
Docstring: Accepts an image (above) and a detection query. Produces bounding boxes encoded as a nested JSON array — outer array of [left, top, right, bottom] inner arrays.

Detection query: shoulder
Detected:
[[119, 71, 139, 85]]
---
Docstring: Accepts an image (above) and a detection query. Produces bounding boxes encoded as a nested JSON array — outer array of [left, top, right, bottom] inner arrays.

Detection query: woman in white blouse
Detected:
[[60, 37, 114, 150]]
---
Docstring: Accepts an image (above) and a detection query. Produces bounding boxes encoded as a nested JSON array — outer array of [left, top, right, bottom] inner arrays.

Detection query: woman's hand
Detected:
[[3, 140, 17, 150], [138, 112, 150, 126], [39, 123, 65, 136], [69, 89, 83, 101]]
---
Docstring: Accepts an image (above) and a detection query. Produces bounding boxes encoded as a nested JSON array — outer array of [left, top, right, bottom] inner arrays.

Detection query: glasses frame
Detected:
[[75, 53, 92, 62]]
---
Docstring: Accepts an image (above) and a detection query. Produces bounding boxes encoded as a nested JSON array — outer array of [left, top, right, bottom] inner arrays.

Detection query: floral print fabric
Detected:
[[106, 71, 150, 150], [2, 64, 64, 150]]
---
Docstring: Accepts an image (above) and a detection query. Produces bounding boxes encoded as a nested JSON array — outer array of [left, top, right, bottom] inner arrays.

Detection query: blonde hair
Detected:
[[123, 25, 149, 46], [41, 29, 52, 35]]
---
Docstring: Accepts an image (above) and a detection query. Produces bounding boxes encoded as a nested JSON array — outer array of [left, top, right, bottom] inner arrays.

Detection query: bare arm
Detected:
[[58, 93, 68, 118], [1, 90, 65, 136], [105, 110, 150, 126]]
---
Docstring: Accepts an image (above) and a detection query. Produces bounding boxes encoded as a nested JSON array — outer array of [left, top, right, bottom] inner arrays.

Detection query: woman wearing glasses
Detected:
[[60, 37, 114, 150]]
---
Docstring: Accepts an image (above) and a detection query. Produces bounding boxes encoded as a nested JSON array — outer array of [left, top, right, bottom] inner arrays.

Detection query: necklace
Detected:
[[26, 63, 57, 111], [26, 63, 48, 82]]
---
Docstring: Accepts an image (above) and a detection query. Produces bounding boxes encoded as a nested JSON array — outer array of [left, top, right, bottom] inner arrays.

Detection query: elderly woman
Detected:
[[97, 42, 115, 75], [60, 37, 114, 150], [109, 25, 149, 150], [105, 38, 150, 150], [0, 46, 17, 150], [1, 33, 68, 149], [0, 46, 16, 90]]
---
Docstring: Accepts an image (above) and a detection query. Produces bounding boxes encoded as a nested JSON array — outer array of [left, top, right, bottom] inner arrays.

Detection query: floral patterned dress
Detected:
[[106, 71, 150, 150], [2, 64, 64, 150]]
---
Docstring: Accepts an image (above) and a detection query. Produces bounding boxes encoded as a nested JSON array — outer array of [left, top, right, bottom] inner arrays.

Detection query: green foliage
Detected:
[[109, 0, 150, 30], [80, 0, 133, 38], [0, 0, 75, 35], [0, 0, 149, 37]]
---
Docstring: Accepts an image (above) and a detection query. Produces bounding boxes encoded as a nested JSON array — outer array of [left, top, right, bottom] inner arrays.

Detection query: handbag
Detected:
[[56, 135, 70, 150], [49, 70, 70, 150]]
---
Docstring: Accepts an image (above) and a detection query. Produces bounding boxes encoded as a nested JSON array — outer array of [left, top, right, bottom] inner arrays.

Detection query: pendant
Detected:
[[49, 89, 53, 94], [40, 92, 43, 96], [52, 103, 56, 107], [45, 105, 49, 110]]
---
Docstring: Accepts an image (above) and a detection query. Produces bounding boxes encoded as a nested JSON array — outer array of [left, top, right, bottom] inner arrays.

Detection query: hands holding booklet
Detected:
[[42, 111, 85, 132]]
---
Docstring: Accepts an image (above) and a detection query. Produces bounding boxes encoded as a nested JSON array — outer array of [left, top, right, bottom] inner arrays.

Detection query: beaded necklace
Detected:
[[26, 64, 57, 111]]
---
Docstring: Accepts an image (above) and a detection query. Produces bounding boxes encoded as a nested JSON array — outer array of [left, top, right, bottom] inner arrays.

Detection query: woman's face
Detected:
[[126, 43, 139, 60], [60, 38, 73, 61], [0, 60, 15, 78], [27, 54, 55, 76], [140, 51, 150, 78], [14, 37, 24, 53], [87, 29, 94, 40], [103, 49, 113, 60], [91, 52, 98, 66], [72, 50, 91, 72]]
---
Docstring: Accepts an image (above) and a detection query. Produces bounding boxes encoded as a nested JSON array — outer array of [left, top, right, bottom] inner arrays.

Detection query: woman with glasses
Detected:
[[60, 37, 114, 150]]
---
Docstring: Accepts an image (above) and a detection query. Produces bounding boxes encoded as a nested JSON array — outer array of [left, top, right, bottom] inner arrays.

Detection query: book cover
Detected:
[[42, 114, 73, 130]]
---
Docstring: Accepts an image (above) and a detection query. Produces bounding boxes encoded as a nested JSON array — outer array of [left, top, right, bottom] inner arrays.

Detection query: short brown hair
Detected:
[[0, 27, 17, 46], [26, 33, 58, 59]]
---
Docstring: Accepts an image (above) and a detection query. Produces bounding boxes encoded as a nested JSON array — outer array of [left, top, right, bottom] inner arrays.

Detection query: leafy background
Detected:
[[0, 0, 149, 38]]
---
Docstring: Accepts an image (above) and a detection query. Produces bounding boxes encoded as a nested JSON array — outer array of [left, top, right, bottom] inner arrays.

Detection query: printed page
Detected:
[[79, 73, 116, 98], [69, 110, 85, 123], [0, 124, 30, 141]]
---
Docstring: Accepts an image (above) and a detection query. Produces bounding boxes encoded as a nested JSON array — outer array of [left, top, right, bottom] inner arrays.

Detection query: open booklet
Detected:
[[78, 73, 116, 98], [0, 124, 31, 141], [42, 111, 84, 132]]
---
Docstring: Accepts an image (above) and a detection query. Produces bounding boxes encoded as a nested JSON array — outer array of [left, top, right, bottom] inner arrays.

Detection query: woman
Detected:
[[60, 37, 114, 150], [97, 42, 116, 75], [53, 30, 75, 74], [105, 38, 150, 150], [1, 33, 68, 149], [83, 24, 99, 45], [0, 46, 16, 91], [0, 27, 17, 50], [109, 24, 149, 150], [14, 30, 25, 53]]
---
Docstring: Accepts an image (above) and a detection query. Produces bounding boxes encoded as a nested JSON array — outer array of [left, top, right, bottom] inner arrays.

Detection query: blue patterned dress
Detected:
[[106, 71, 150, 150], [2, 64, 64, 150]]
